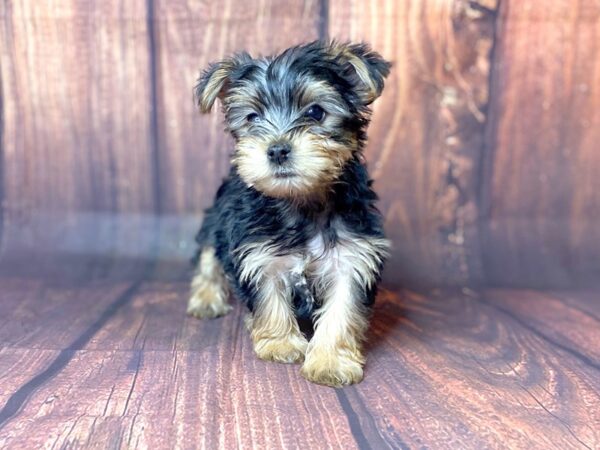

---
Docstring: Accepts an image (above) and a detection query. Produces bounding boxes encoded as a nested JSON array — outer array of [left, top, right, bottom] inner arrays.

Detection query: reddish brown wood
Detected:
[[328, 0, 498, 286], [549, 289, 600, 318], [0, 279, 358, 449], [1, 0, 599, 289], [0, 1, 157, 260], [0, 278, 135, 349], [484, 289, 600, 363], [1, 277, 598, 448], [1, 2, 599, 447], [0, 348, 60, 408], [481, 0, 600, 287]]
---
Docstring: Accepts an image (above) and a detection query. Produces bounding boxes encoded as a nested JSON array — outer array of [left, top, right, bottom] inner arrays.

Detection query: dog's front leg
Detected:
[[237, 244, 308, 364], [301, 235, 388, 387]]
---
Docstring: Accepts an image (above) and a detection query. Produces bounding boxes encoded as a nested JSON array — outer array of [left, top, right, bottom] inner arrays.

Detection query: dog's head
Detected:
[[195, 41, 390, 199]]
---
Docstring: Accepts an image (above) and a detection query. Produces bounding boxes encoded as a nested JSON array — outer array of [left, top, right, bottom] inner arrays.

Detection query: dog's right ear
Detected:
[[327, 42, 391, 106], [194, 52, 253, 113]]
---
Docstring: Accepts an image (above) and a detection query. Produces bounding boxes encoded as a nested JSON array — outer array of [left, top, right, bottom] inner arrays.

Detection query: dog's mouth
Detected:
[[273, 168, 297, 179]]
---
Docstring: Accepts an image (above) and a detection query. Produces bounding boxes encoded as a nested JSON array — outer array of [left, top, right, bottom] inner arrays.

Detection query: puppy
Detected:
[[188, 41, 390, 387]]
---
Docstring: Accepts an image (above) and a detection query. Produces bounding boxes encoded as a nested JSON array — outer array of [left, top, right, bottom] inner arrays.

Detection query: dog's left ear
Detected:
[[194, 52, 253, 113], [331, 42, 391, 105]]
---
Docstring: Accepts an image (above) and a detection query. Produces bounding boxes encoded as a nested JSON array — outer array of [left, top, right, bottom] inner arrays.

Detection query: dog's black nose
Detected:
[[267, 143, 291, 165]]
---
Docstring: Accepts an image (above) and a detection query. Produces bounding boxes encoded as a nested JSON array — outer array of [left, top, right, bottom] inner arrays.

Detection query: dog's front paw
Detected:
[[253, 333, 308, 364], [301, 347, 364, 387], [187, 301, 232, 319], [186, 290, 232, 319]]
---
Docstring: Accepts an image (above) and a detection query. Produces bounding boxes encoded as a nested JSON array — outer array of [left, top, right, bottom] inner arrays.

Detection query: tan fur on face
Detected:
[[232, 131, 355, 199], [187, 247, 232, 319], [301, 229, 390, 387], [236, 242, 308, 363]]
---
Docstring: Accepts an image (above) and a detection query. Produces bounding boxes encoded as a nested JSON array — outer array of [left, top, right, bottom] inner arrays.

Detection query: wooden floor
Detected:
[[0, 270, 599, 449]]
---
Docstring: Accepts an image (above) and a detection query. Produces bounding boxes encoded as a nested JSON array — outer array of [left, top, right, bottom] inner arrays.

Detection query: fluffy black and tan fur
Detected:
[[188, 41, 390, 387]]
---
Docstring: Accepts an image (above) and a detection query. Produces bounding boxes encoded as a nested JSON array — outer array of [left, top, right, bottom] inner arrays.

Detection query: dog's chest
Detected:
[[285, 233, 328, 317], [295, 231, 337, 279]]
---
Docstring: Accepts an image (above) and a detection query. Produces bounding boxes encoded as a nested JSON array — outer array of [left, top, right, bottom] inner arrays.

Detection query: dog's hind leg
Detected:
[[187, 246, 232, 319]]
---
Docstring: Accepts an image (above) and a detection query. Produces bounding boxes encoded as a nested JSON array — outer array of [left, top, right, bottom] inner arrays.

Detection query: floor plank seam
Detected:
[[335, 389, 373, 450], [546, 292, 600, 324], [478, 294, 600, 372], [0, 281, 143, 429], [523, 386, 593, 450]]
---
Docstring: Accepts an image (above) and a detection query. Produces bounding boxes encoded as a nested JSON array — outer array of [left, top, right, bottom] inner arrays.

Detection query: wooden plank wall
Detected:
[[0, 0, 599, 288], [481, 0, 600, 287], [330, 0, 497, 286], [0, 1, 158, 280]]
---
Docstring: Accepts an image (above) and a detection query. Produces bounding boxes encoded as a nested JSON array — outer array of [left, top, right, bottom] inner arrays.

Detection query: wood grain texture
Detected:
[[483, 289, 600, 367], [153, 0, 323, 215], [549, 289, 600, 319], [481, 0, 600, 287], [1, 275, 598, 449], [0, 278, 135, 350], [1, 0, 599, 289], [328, 0, 498, 286], [0, 279, 359, 449], [0, 1, 157, 261], [1, 3, 599, 446], [0, 348, 60, 408]]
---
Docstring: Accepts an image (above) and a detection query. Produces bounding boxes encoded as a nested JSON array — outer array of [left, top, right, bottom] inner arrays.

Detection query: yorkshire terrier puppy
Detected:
[[188, 41, 390, 387]]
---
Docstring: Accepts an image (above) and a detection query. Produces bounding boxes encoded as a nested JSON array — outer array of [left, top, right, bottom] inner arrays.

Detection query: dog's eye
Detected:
[[305, 105, 325, 122], [246, 113, 262, 123]]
